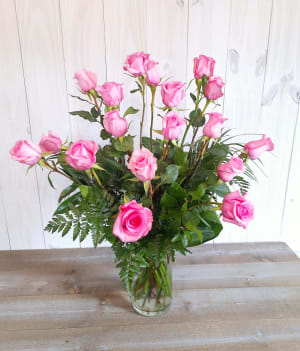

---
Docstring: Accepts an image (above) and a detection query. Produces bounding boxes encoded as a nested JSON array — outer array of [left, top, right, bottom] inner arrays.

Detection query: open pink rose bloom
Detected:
[[113, 200, 153, 242]]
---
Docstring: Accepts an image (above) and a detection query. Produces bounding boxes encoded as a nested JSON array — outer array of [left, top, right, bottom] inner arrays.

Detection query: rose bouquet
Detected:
[[10, 52, 274, 316]]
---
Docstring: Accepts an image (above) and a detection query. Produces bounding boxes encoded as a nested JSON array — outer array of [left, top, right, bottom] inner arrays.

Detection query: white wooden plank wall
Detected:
[[0, 0, 299, 251]]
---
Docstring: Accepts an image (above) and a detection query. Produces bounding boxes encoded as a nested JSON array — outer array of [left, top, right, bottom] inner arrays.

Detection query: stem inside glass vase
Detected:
[[129, 261, 172, 317]]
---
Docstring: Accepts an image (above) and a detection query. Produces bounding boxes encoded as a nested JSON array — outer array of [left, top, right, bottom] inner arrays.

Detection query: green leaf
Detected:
[[124, 193, 130, 203], [160, 193, 178, 208], [79, 185, 89, 198], [91, 106, 99, 118], [202, 75, 209, 90], [47, 172, 55, 189], [186, 229, 203, 247], [190, 92, 197, 103], [190, 183, 206, 200], [62, 221, 72, 237], [153, 129, 163, 136], [54, 193, 81, 215], [130, 88, 140, 94], [123, 106, 139, 118], [215, 182, 230, 197], [70, 94, 92, 104], [199, 115, 206, 127], [200, 211, 223, 238], [58, 184, 78, 203], [190, 109, 202, 127], [168, 183, 186, 202], [143, 181, 150, 194], [161, 164, 179, 184], [182, 211, 200, 229], [112, 135, 133, 152], [174, 149, 188, 167], [73, 222, 80, 241], [100, 129, 111, 140], [69, 110, 97, 122]]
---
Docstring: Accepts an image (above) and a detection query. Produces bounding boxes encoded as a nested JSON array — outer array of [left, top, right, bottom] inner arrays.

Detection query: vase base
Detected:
[[131, 300, 171, 317]]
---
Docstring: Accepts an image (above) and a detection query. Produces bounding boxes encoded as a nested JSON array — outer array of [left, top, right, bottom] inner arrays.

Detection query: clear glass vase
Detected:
[[129, 261, 172, 317]]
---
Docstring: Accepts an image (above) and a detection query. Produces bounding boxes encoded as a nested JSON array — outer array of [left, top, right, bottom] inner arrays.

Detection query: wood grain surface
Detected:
[[0, 242, 299, 350]]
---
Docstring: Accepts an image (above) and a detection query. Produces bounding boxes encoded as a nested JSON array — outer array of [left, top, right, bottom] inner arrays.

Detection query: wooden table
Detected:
[[0, 242, 300, 350]]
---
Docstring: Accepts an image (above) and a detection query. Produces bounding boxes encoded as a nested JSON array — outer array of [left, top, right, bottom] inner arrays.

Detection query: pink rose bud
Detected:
[[103, 109, 127, 137], [217, 156, 245, 182], [161, 81, 186, 107], [146, 60, 160, 86], [10, 140, 42, 165], [204, 76, 225, 100], [74, 69, 97, 93], [39, 131, 62, 154], [162, 111, 186, 140], [113, 200, 153, 242], [128, 148, 157, 182], [222, 190, 254, 229], [244, 135, 274, 160], [193, 55, 215, 79], [95, 82, 124, 107], [65, 140, 98, 170], [123, 51, 150, 77], [203, 112, 227, 139]]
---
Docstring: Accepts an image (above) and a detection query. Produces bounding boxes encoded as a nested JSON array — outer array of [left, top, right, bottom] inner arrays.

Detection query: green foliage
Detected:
[[112, 135, 134, 152], [161, 164, 179, 184], [123, 106, 139, 118], [69, 110, 98, 122], [45, 187, 115, 247], [40, 78, 263, 296], [231, 175, 251, 195]]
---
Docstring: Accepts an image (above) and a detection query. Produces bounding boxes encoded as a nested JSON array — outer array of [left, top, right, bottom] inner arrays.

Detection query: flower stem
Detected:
[[150, 86, 156, 152], [92, 95, 102, 120], [140, 78, 146, 148], [181, 80, 201, 147], [91, 168, 105, 190], [190, 98, 210, 146], [189, 138, 210, 179], [43, 159, 77, 183]]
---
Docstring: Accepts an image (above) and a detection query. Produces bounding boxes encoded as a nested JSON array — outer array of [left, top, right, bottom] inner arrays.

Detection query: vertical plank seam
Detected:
[[102, 0, 108, 82], [280, 103, 300, 239], [58, 0, 80, 249], [13, 0, 46, 249], [0, 187, 11, 250], [221, 0, 233, 116], [185, 0, 190, 81], [58, 0, 71, 136], [259, 0, 274, 108], [214, 0, 232, 245]]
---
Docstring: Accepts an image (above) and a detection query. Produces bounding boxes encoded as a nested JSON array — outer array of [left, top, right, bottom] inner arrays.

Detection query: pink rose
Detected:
[[162, 111, 186, 140], [193, 55, 215, 79], [113, 200, 153, 242], [74, 69, 97, 93], [39, 131, 62, 154], [95, 82, 124, 107], [65, 140, 98, 170], [203, 112, 227, 138], [103, 110, 127, 137], [244, 135, 274, 160], [10, 140, 42, 165], [222, 190, 254, 229], [161, 81, 186, 107], [204, 76, 225, 100], [146, 60, 160, 86], [217, 157, 245, 182], [123, 51, 150, 77], [128, 148, 157, 182]]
